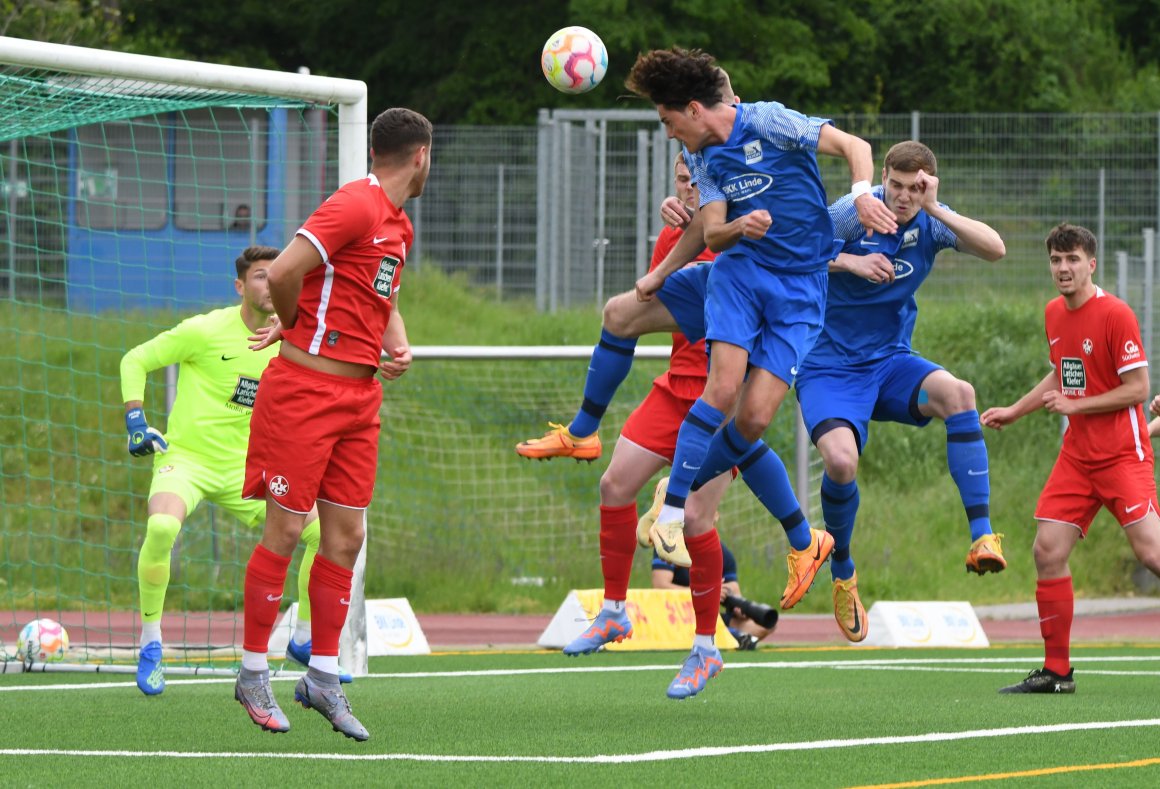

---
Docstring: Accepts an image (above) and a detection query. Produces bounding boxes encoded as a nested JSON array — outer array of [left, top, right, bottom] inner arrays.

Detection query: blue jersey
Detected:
[[691, 102, 834, 274], [802, 186, 958, 368]]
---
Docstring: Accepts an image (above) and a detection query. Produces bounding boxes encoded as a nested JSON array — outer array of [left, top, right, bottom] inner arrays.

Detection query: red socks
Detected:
[[599, 504, 638, 602], [308, 554, 355, 657], [242, 544, 291, 653], [687, 528, 723, 636], [1036, 576, 1074, 675]]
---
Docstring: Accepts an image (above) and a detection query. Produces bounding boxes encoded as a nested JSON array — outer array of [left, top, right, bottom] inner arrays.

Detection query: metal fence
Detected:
[[8, 110, 1160, 322], [413, 111, 1160, 313]]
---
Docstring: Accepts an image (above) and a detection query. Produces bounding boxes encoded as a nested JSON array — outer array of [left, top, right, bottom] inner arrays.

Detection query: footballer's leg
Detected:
[[294, 501, 368, 740], [666, 478, 728, 699], [815, 425, 868, 641], [517, 274, 693, 461], [564, 439, 663, 655], [136, 487, 189, 697], [917, 369, 1004, 573]]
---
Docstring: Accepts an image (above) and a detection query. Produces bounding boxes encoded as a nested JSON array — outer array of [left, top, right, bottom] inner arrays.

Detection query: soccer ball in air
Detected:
[[541, 26, 608, 94], [17, 618, 69, 662]]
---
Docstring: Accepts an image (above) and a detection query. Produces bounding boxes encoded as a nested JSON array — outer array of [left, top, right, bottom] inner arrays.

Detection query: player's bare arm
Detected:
[[916, 170, 1006, 261], [378, 293, 412, 380], [651, 568, 683, 590], [981, 370, 1059, 430], [1043, 366, 1150, 417], [636, 211, 708, 301], [1150, 394, 1160, 419], [701, 200, 770, 252], [816, 125, 897, 236], [266, 236, 323, 329], [831, 251, 895, 284]]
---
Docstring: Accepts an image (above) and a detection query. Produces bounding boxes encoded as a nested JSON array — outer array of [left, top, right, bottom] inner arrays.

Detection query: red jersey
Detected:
[[284, 174, 414, 366], [651, 225, 716, 381], [1045, 286, 1151, 466]]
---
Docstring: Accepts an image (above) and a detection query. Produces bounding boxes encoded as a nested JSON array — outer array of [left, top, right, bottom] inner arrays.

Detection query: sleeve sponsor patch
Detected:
[[1059, 357, 1086, 395], [374, 255, 401, 298]]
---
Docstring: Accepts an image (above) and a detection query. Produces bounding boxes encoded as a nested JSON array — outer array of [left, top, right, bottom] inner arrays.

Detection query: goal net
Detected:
[[0, 37, 366, 674], [0, 37, 821, 676]]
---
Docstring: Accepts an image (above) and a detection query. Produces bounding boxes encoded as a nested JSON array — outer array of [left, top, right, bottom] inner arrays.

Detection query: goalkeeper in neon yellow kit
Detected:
[[121, 246, 331, 695]]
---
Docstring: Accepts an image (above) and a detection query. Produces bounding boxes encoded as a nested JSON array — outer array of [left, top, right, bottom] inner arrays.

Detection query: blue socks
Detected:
[[945, 410, 992, 541], [690, 421, 812, 551], [568, 329, 637, 438], [665, 399, 726, 507], [736, 439, 812, 551], [821, 474, 859, 581]]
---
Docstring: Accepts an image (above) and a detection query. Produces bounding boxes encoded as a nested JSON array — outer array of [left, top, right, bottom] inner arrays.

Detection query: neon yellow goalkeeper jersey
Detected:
[[120, 306, 279, 464]]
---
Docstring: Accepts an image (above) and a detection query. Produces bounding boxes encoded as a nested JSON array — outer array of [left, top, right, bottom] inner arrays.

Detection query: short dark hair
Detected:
[[626, 47, 726, 110], [235, 245, 279, 279], [370, 108, 433, 162], [883, 141, 938, 176], [1045, 223, 1097, 258]]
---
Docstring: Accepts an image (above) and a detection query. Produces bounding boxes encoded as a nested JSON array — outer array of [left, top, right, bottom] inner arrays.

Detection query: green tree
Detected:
[[1, 0, 122, 48], [51, 0, 1160, 121]]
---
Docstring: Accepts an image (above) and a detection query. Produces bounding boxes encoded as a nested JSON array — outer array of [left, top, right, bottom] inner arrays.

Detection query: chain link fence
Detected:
[[414, 111, 1160, 302]]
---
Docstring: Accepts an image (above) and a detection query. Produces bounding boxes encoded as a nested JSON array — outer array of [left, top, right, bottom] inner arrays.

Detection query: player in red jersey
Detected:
[[233, 108, 432, 740], [562, 152, 736, 700], [982, 223, 1160, 694]]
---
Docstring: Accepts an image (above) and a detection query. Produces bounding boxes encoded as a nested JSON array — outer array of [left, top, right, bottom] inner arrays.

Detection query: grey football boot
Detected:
[[294, 666, 369, 741], [235, 668, 290, 733]]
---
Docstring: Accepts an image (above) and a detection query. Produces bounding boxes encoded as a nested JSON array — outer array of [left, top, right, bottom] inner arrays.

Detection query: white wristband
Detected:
[[851, 180, 872, 199]]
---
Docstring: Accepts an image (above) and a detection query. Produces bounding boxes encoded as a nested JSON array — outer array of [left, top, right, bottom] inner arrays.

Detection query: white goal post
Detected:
[[0, 36, 371, 675]]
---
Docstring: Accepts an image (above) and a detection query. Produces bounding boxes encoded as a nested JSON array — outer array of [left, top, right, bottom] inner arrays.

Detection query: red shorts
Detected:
[[1035, 450, 1159, 535], [244, 356, 382, 513], [620, 374, 705, 462]]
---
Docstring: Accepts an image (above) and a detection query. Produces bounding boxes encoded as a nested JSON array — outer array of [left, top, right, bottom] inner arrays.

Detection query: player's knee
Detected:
[[1032, 537, 1068, 575], [733, 408, 772, 443], [824, 451, 859, 484], [953, 379, 977, 411], [936, 379, 977, 415], [598, 472, 633, 505], [144, 513, 181, 549], [602, 294, 634, 336]]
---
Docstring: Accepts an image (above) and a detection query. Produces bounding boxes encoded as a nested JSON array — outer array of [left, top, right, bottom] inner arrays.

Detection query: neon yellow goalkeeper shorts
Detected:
[[148, 447, 266, 527]]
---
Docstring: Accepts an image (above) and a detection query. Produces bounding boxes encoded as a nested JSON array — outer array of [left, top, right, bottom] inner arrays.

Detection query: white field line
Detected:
[[2, 653, 1158, 692], [2, 719, 1160, 764]]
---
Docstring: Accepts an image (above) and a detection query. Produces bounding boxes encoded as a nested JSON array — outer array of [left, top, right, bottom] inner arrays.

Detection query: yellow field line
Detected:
[[848, 756, 1160, 789]]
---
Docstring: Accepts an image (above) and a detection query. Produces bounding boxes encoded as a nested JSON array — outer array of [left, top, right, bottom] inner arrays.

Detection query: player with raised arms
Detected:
[[120, 246, 325, 696], [794, 141, 1007, 641], [620, 47, 896, 698], [233, 107, 431, 740]]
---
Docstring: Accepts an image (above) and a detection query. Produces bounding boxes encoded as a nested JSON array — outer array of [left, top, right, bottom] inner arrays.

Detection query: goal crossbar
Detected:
[[0, 35, 369, 184]]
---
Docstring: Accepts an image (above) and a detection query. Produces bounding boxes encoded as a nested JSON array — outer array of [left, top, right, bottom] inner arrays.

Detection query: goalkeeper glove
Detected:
[[125, 408, 168, 457]]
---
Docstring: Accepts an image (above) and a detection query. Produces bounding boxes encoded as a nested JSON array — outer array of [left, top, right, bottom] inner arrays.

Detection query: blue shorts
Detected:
[[656, 263, 710, 342], [705, 257, 826, 383], [796, 353, 943, 452]]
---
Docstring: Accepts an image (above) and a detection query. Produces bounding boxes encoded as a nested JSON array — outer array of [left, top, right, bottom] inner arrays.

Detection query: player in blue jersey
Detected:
[[622, 47, 896, 698], [795, 141, 1007, 641], [626, 47, 897, 604]]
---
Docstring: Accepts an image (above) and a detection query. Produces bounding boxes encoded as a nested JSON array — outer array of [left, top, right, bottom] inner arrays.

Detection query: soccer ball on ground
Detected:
[[541, 26, 608, 94], [17, 618, 69, 662]]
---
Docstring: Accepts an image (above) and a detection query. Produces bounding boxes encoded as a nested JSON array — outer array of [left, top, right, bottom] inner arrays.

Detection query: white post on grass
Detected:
[[0, 35, 370, 676]]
